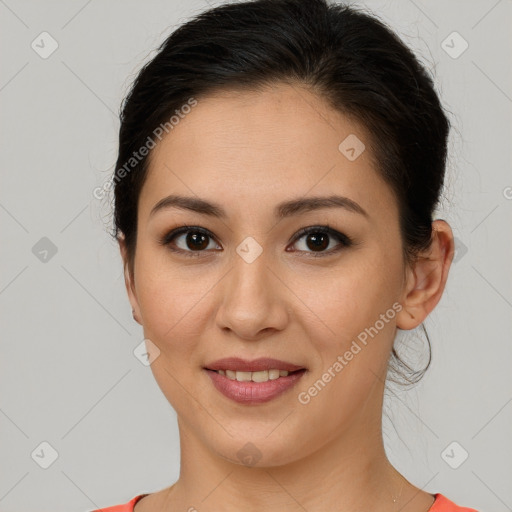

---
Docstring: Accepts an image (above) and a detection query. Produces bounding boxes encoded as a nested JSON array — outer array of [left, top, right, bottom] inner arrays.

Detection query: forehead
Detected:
[[140, 83, 396, 223], [150, 83, 367, 158]]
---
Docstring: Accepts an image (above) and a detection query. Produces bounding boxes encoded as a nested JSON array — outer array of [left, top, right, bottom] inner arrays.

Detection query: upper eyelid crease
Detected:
[[149, 194, 369, 220]]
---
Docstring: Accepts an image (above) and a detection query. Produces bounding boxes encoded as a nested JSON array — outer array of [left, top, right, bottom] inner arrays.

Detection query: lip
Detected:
[[204, 357, 305, 372], [205, 368, 307, 404]]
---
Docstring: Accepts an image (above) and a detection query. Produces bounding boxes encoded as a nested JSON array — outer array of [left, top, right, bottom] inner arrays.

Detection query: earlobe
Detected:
[[132, 308, 141, 324], [396, 220, 455, 331], [118, 235, 142, 326]]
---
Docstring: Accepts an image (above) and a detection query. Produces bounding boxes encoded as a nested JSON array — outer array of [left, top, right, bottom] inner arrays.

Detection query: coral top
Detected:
[[90, 492, 480, 511]]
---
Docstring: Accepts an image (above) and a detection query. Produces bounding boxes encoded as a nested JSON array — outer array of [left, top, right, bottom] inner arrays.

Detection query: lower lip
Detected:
[[205, 369, 306, 404]]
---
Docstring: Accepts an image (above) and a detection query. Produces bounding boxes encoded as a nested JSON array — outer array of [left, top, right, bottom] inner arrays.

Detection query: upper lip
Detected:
[[205, 357, 305, 372]]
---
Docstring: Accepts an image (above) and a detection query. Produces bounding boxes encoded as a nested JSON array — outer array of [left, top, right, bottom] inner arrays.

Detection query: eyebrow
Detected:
[[149, 194, 369, 220]]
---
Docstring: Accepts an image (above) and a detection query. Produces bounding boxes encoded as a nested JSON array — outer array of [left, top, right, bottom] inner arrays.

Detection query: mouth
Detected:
[[203, 357, 307, 404], [204, 356, 306, 373], [205, 368, 306, 382]]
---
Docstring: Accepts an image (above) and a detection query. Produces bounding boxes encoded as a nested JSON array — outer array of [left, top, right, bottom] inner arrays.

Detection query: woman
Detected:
[[92, 0, 479, 510]]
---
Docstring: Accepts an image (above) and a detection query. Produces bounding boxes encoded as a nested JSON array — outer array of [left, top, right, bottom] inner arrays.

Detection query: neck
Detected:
[[160, 393, 429, 512]]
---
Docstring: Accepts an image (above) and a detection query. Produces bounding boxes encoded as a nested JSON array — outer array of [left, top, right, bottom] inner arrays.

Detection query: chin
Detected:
[[208, 431, 312, 469]]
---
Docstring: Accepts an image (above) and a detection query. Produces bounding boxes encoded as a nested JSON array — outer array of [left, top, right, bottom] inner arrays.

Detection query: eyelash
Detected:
[[158, 224, 354, 259]]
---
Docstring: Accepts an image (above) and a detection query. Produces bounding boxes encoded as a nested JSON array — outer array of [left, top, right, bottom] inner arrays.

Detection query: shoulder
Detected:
[[89, 491, 481, 512], [87, 494, 149, 512], [430, 493, 480, 512]]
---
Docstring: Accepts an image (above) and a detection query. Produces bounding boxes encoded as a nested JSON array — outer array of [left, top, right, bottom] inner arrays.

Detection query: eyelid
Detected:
[[159, 225, 221, 255], [289, 225, 352, 247], [159, 224, 354, 257]]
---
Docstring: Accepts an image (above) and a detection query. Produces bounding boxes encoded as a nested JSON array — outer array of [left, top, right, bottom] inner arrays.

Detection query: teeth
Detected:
[[218, 369, 292, 382], [236, 371, 252, 382], [252, 370, 269, 382]]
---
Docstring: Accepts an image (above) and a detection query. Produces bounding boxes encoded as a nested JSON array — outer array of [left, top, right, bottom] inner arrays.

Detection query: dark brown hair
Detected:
[[111, 0, 451, 386]]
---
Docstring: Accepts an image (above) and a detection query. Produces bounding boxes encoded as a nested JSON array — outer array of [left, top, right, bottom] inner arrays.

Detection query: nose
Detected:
[[214, 251, 289, 341]]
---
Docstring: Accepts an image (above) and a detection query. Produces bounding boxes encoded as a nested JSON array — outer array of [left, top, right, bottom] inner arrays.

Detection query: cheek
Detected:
[[294, 269, 400, 437], [294, 254, 401, 351], [133, 247, 213, 357]]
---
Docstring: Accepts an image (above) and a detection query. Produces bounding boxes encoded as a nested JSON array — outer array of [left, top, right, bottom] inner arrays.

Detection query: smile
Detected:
[[204, 368, 307, 404], [214, 368, 294, 382]]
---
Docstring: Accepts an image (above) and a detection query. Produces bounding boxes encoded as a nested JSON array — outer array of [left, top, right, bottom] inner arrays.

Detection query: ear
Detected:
[[396, 220, 455, 330], [118, 234, 142, 325]]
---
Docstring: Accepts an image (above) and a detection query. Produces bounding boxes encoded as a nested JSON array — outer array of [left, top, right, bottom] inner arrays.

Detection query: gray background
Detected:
[[1, 0, 511, 511]]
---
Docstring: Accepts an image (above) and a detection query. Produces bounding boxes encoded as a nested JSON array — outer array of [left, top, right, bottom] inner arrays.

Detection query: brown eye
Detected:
[[160, 226, 221, 256], [288, 225, 353, 257], [160, 224, 354, 259], [183, 231, 210, 251], [304, 232, 329, 252]]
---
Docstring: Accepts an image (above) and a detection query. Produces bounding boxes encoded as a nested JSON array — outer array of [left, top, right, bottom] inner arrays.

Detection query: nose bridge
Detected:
[[216, 241, 287, 337], [227, 242, 274, 310]]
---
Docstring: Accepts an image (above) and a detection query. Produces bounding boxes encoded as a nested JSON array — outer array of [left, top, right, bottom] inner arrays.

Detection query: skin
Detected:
[[119, 82, 454, 512]]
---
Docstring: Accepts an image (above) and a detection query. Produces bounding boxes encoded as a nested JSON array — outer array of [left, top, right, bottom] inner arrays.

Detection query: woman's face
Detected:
[[123, 82, 412, 466]]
